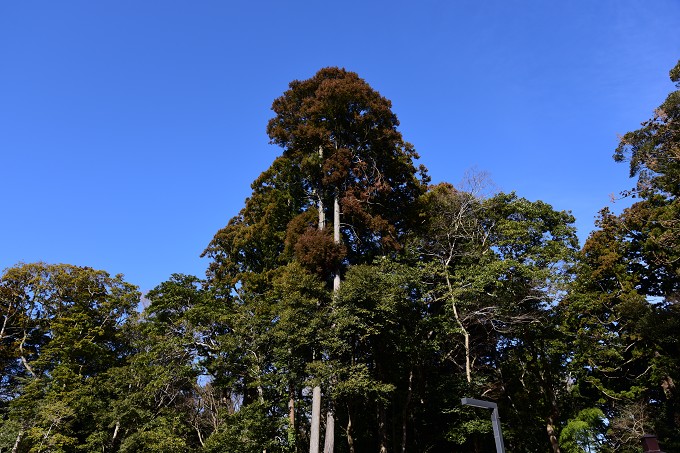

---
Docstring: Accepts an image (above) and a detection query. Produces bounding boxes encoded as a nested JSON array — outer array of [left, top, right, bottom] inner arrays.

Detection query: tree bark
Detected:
[[333, 195, 341, 292], [318, 146, 326, 231], [289, 384, 296, 452], [310, 146, 326, 453], [401, 369, 413, 453], [378, 402, 388, 453], [0, 311, 9, 341], [19, 330, 36, 378], [310, 386, 321, 453], [545, 381, 561, 453], [346, 404, 355, 453], [446, 273, 471, 382], [542, 352, 561, 453], [323, 407, 335, 453], [112, 420, 120, 443], [546, 417, 561, 453], [323, 194, 339, 452], [11, 429, 23, 453]]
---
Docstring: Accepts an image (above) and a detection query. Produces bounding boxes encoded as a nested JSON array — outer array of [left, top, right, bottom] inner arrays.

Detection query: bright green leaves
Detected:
[[202, 402, 280, 453], [559, 408, 605, 453], [413, 184, 579, 450], [0, 263, 139, 452], [330, 260, 424, 397], [118, 417, 192, 453]]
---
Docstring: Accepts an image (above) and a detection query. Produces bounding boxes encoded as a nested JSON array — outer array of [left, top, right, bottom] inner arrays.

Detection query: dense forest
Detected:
[[1, 62, 678, 453]]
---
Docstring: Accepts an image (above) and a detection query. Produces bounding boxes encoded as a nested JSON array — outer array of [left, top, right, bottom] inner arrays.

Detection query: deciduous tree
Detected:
[[0, 263, 139, 452]]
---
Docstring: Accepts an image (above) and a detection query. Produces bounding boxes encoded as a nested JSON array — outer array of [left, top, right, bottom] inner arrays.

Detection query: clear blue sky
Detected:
[[1, 1, 678, 291]]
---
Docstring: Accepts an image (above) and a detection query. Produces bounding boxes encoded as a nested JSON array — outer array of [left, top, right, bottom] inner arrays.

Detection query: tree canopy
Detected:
[[2, 63, 680, 452]]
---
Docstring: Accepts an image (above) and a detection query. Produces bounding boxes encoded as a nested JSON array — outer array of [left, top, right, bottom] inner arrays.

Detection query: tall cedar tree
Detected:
[[204, 67, 428, 284], [562, 60, 680, 451], [264, 67, 428, 268], [202, 67, 428, 452]]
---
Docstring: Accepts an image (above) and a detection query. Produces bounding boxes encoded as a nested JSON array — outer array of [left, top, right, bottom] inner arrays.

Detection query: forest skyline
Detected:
[[2, 62, 678, 451], [2, 2, 679, 291]]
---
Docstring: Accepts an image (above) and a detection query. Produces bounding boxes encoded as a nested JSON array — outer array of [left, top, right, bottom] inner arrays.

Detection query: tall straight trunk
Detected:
[[332, 195, 340, 292], [310, 145, 325, 453], [318, 146, 326, 230], [289, 384, 297, 452], [323, 194, 340, 453], [310, 386, 322, 453], [323, 408, 335, 453], [537, 345, 561, 453], [315, 145, 339, 453], [378, 402, 388, 453], [545, 373, 561, 453], [401, 369, 413, 453]]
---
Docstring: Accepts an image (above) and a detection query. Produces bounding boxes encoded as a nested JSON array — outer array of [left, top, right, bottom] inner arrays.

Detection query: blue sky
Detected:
[[1, 1, 678, 291]]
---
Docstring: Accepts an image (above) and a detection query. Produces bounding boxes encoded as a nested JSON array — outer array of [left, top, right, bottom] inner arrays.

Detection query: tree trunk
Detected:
[[545, 382, 561, 453], [310, 386, 322, 453], [0, 311, 9, 341], [346, 404, 355, 453], [542, 353, 561, 453], [401, 369, 413, 453], [547, 417, 561, 453], [311, 146, 326, 453], [19, 330, 36, 378], [323, 407, 335, 453], [318, 146, 326, 231], [446, 273, 471, 382], [378, 402, 388, 453], [11, 429, 23, 453], [112, 420, 120, 443], [289, 384, 297, 452], [333, 195, 341, 292], [322, 194, 339, 453]]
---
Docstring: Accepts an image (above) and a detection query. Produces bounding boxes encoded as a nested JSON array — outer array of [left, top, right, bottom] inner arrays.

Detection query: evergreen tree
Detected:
[[562, 60, 680, 451], [202, 67, 428, 452]]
